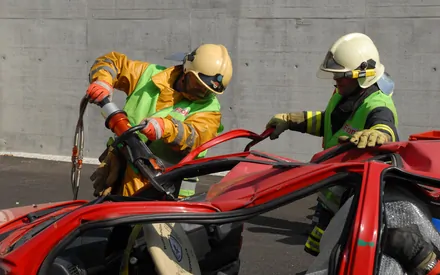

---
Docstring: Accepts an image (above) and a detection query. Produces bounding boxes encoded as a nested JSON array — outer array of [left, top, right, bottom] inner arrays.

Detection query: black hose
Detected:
[[71, 95, 89, 200]]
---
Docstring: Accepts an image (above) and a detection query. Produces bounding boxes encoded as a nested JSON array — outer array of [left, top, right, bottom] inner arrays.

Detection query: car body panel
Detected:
[[1, 131, 440, 274]]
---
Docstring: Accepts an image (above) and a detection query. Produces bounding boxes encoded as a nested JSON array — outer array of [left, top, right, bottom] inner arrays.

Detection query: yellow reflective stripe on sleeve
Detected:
[[315, 111, 322, 136], [305, 236, 320, 253], [306, 111, 313, 134], [310, 225, 325, 240], [306, 111, 322, 136], [370, 124, 396, 141]]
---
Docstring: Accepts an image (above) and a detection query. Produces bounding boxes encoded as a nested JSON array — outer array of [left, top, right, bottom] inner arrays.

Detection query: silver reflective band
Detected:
[[149, 119, 163, 140], [101, 102, 120, 118], [180, 180, 197, 192], [94, 80, 114, 92]]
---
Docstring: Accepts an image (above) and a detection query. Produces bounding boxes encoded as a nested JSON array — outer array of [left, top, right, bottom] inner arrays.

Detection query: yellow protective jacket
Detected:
[[89, 51, 222, 155], [89, 52, 222, 196]]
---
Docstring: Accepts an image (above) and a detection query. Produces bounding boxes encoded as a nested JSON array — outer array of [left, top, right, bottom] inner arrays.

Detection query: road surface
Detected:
[[0, 156, 316, 274]]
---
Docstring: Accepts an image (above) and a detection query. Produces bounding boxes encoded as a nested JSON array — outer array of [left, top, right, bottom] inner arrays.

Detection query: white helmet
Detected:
[[317, 32, 385, 89]]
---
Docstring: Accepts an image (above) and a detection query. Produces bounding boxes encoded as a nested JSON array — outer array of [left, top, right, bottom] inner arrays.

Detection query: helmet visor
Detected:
[[317, 51, 350, 79], [321, 51, 346, 70], [197, 72, 224, 94]]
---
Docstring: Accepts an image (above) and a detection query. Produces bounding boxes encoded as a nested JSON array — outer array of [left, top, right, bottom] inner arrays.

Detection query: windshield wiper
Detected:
[[25, 204, 74, 223], [24, 196, 106, 223], [0, 206, 80, 246], [8, 215, 65, 252]]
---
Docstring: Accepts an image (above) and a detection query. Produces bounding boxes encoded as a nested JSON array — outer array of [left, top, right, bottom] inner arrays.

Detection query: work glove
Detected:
[[90, 146, 121, 197], [265, 112, 305, 140], [384, 225, 438, 274], [140, 118, 165, 141], [338, 129, 391, 149], [86, 80, 113, 104]]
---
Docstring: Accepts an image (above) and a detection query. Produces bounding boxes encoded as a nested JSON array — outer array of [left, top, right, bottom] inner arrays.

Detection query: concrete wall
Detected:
[[1, 0, 440, 162]]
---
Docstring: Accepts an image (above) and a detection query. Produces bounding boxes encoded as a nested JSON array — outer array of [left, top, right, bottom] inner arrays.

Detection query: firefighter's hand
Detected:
[[140, 118, 165, 141], [90, 146, 121, 197], [338, 129, 391, 149], [266, 112, 305, 140], [86, 80, 113, 103]]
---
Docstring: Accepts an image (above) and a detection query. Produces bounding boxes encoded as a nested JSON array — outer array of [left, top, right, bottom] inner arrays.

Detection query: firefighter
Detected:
[[86, 43, 233, 198], [265, 32, 399, 256]]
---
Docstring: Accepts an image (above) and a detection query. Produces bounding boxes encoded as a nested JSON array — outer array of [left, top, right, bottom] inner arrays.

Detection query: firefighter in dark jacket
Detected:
[[265, 32, 400, 256]]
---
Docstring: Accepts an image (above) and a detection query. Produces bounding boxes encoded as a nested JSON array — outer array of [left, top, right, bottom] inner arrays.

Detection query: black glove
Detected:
[[384, 225, 437, 274]]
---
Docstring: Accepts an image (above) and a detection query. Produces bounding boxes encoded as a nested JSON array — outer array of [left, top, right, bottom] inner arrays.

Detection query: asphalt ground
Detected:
[[0, 156, 316, 274]]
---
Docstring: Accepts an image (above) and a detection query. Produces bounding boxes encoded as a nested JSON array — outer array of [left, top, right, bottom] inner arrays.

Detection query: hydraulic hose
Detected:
[[70, 95, 88, 200]]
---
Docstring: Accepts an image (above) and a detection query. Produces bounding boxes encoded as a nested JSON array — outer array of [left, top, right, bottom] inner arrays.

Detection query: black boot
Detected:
[[304, 201, 334, 256]]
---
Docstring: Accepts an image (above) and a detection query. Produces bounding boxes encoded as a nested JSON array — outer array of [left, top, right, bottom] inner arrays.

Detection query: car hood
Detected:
[[205, 140, 440, 211], [0, 200, 87, 233]]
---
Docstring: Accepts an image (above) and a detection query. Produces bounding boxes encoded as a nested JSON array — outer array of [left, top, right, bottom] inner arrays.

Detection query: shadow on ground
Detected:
[[246, 215, 311, 245]]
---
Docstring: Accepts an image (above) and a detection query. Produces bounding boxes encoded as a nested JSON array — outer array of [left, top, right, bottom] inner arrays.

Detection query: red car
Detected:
[[1, 95, 440, 275], [2, 129, 440, 274]]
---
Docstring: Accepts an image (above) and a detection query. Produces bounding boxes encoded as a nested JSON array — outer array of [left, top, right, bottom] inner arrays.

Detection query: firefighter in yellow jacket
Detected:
[[85, 44, 233, 197]]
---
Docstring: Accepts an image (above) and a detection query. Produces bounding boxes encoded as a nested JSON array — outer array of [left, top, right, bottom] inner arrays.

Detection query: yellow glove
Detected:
[[90, 146, 122, 197], [265, 112, 305, 140], [338, 129, 391, 149]]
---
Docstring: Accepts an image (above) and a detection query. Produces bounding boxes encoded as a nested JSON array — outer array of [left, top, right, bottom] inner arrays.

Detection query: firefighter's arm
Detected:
[[266, 111, 325, 140], [88, 51, 150, 96], [365, 107, 399, 142], [342, 107, 399, 148], [161, 111, 222, 154]]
